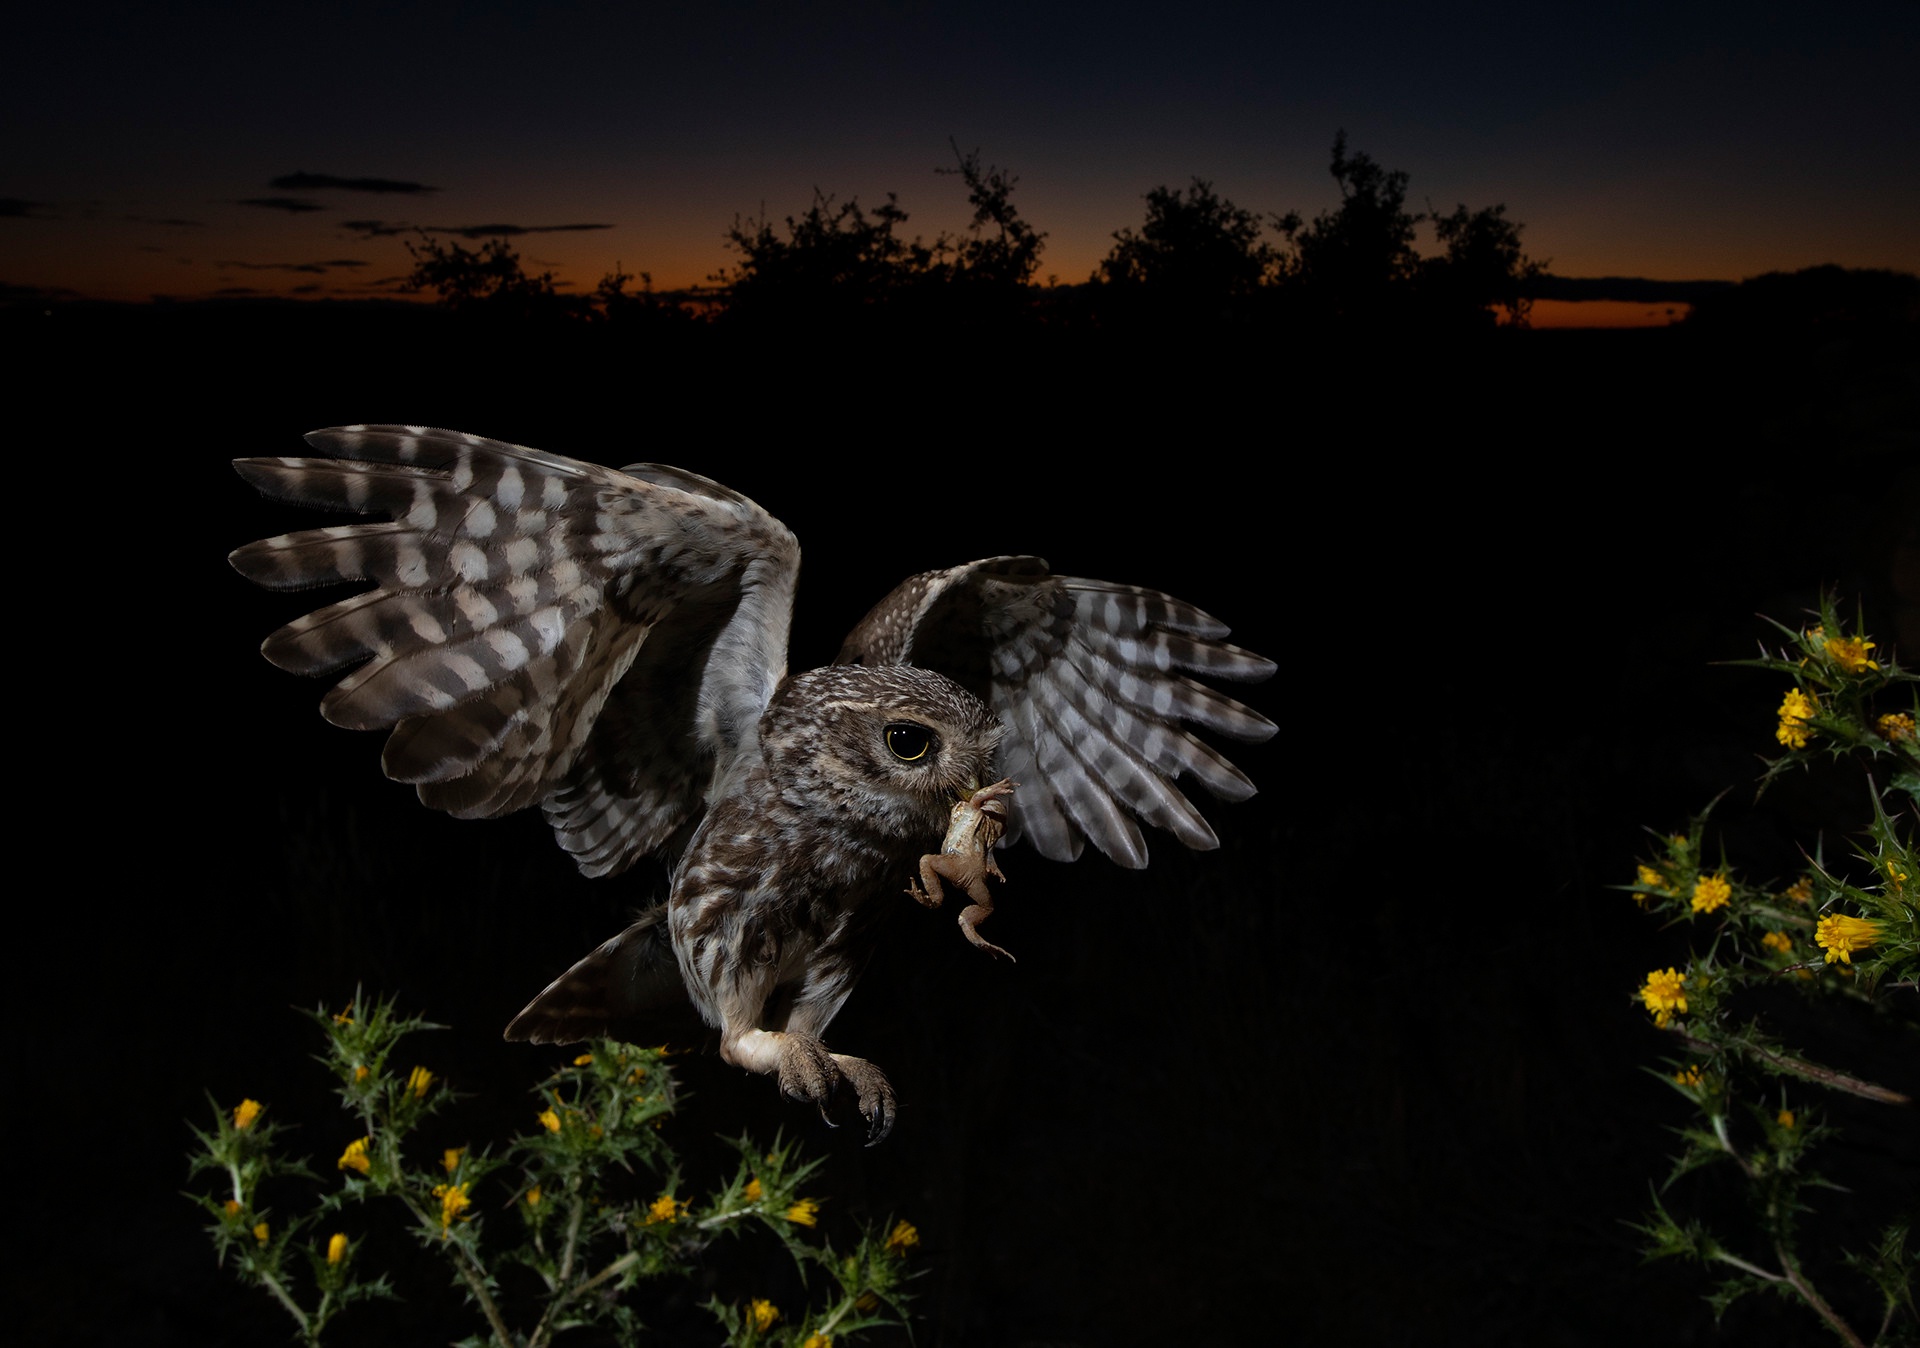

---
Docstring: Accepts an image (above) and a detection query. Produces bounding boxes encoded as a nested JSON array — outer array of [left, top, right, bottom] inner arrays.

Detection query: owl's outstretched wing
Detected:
[[231, 425, 799, 877], [835, 556, 1274, 867]]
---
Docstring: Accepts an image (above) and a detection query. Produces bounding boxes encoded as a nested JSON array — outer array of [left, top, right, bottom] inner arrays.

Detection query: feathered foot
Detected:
[[724, 1028, 897, 1145]]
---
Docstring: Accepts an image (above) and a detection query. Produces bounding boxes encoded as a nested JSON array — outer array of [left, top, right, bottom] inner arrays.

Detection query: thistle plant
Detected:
[[1627, 595, 1919, 1346], [189, 992, 920, 1346]]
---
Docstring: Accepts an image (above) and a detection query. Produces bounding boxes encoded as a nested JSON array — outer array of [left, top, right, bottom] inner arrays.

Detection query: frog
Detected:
[[905, 777, 1018, 961]]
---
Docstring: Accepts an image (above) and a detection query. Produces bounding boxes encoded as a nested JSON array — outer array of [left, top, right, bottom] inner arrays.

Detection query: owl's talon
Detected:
[[771, 1032, 841, 1112], [830, 1053, 896, 1146]]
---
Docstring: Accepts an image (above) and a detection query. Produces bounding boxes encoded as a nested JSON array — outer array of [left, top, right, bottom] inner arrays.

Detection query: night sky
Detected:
[[8, 0, 1917, 320], [8, 7, 1919, 1346]]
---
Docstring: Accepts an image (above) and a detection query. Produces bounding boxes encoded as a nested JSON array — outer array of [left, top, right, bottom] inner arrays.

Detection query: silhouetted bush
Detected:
[[1097, 179, 1276, 324], [1685, 265, 1920, 335]]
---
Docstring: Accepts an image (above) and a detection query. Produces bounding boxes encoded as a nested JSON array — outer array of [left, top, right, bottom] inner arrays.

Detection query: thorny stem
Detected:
[[1675, 1030, 1912, 1105], [399, 1192, 515, 1348], [1707, 1248, 1787, 1283], [256, 1266, 313, 1335], [1776, 1241, 1867, 1348], [525, 1196, 590, 1348], [529, 1248, 643, 1348]]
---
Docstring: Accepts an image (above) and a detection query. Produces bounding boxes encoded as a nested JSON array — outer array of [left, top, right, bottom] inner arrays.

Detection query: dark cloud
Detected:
[[1536, 274, 1735, 303], [127, 214, 207, 227], [271, 172, 439, 195], [341, 219, 413, 237], [213, 286, 264, 296], [288, 283, 323, 294], [0, 281, 82, 303], [215, 258, 371, 274], [423, 222, 614, 239], [1, 198, 58, 219], [237, 197, 327, 213]]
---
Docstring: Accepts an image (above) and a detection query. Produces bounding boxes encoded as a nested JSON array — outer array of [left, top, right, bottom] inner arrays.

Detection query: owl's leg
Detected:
[[719, 1026, 896, 1145]]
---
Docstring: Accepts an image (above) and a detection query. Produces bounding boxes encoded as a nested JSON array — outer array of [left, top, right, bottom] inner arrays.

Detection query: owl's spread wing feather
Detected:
[[835, 557, 1274, 868], [231, 426, 800, 876]]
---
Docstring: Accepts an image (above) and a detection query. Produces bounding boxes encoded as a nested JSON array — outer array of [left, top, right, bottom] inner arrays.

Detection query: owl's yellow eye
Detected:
[[884, 723, 934, 762]]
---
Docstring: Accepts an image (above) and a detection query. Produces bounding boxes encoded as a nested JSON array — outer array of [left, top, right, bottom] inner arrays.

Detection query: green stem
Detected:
[[256, 1266, 312, 1335], [530, 1249, 641, 1348], [399, 1192, 516, 1348], [1707, 1249, 1787, 1283], [526, 1197, 590, 1348]]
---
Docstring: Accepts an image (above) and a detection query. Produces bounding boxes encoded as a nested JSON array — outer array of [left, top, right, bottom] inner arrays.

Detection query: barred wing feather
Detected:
[[230, 425, 799, 877], [835, 557, 1274, 868]]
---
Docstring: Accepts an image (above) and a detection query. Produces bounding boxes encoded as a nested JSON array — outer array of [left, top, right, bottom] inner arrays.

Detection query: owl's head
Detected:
[[762, 665, 1004, 837]]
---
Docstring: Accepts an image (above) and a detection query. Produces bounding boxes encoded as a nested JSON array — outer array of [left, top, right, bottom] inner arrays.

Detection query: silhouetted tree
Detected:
[[403, 234, 585, 321], [937, 140, 1046, 294], [1274, 133, 1544, 329], [592, 264, 698, 333], [716, 192, 938, 324], [1098, 179, 1276, 319], [1421, 202, 1546, 327], [1274, 133, 1422, 323]]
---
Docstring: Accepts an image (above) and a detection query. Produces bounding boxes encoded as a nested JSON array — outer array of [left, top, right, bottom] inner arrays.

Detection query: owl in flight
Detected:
[[232, 426, 1274, 1142]]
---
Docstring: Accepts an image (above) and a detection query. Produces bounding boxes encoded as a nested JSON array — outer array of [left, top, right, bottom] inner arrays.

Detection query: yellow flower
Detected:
[[1777, 1109, 1796, 1129], [537, 1109, 561, 1134], [338, 1137, 372, 1175], [326, 1232, 348, 1265], [1823, 635, 1879, 673], [1761, 930, 1793, 955], [223, 1199, 242, 1219], [353, 1065, 369, 1083], [332, 1008, 354, 1024], [1784, 877, 1814, 904], [1877, 712, 1915, 743], [785, 1198, 819, 1227], [743, 1177, 763, 1203], [1640, 968, 1688, 1027], [1633, 864, 1664, 905], [433, 1182, 472, 1233], [573, 1053, 595, 1066], [525, 1185, 543, 1208], [1673, 1063, 1703, 1088], [1776, 688, 1818, 749], [885, 1219, 920, 1255], [253, 1221, 270, 1244], [1691, 873, 1732, 914], [802, 1336, 833, 1348], [749, 1299, 780, 1332], [441, 1147, 464, 1176], [232, 1099, 264, 1131], [1815, 913, 1885, 964], [644, 1194, 686, 1225], [407, 1066, 435, 1099]]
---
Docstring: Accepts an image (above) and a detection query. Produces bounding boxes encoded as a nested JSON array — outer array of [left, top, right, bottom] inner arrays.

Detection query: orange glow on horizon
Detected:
[[1526, 298, 1690, 330]]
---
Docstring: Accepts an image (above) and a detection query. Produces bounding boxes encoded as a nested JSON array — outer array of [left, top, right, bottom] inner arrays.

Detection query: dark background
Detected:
[[8, 300, 1917, 1345]]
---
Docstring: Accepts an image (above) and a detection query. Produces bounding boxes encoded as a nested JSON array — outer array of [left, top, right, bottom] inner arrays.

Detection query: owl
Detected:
[[232, 425, 1274, 1142]]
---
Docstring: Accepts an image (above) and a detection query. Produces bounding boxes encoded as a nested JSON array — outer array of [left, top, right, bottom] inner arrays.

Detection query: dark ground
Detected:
[[7, 301, 1917, 1345]]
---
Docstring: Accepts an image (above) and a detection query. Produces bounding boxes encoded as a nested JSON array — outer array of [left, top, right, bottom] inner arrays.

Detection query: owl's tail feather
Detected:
[[504, 905, 699, 1046]]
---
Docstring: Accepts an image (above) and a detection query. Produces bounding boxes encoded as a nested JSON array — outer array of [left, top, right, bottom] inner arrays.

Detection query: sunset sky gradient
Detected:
[[8, 0, 1915, 315]]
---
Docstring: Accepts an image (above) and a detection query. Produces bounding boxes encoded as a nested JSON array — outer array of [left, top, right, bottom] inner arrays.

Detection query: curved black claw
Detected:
[[832, 1054, 897, 1146], [775, 1033, 843, 1119]]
